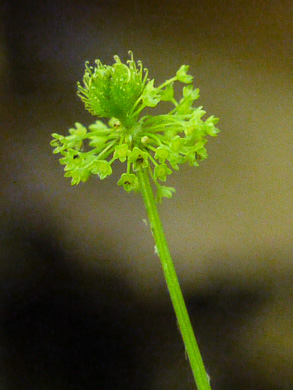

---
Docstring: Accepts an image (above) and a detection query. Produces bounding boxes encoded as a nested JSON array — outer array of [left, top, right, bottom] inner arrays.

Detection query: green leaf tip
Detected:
[[51, 52, 220, 202]]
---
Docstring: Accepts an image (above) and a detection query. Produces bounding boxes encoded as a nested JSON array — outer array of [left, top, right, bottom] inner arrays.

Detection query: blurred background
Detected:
[[0, 0, 292, 389]]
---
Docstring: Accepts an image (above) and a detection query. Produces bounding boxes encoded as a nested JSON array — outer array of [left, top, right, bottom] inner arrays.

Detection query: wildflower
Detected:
[[51, 52, 219, 201]]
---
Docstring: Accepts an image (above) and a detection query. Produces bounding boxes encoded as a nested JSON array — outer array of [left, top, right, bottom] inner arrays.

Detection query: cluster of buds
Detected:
[[51, 52, 219, 202]]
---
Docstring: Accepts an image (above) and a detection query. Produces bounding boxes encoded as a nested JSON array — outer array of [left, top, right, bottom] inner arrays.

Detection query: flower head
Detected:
[[51, 52, 219, 201]]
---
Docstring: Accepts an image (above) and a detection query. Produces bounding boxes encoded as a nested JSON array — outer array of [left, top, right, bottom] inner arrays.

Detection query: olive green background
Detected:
[[0, 0, 292, 389]]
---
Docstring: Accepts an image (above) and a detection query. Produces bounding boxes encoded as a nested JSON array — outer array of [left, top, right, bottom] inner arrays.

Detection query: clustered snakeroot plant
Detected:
[[51, 52, 219, 390]]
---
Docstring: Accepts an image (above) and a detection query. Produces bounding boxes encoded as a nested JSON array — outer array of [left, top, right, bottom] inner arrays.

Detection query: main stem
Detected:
[[137, 168, 211, 390]]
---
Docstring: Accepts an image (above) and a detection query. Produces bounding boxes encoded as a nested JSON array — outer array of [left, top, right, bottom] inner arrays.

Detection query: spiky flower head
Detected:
[[77, 53, 149, 128], [51, 52, 219, 202]]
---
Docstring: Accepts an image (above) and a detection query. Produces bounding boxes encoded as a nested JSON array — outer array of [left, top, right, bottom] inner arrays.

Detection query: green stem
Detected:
[[137, 168, 211, 390]]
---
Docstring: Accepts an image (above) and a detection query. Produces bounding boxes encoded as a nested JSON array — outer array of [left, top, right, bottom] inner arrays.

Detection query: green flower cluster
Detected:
[[51, 52, 219, 202]]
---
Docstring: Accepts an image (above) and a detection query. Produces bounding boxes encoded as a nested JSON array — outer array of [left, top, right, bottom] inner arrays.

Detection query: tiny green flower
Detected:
[[113, 144, 130, 162], [69, 122, 87, 137], [51, 133, 67, 154], [194, 142, 208, 160], [168, 154, 183, 171], [204, 115, 220, 137], [154, 164, 172, 181], [184, 107, 206, 137], [176, 65, 193, 84], [176, 86, 200, 115], [128, 147, 149, 171], [59, 150, 82, 170], [159, 83, 175, 102], [156, 185, 176, 203], [64, 123, 87, 150], [183, 85, 200, 100], [154, 146, 170, 163], [117, 173, 139, 192], [64, 168, 91, 185], [108, 117, 121, 129], [88, 120, 110, 132], [185, 153, 200, 167], [170, 136, 185, 152], [90, 160, 112, 179], [88, 135, 108, 150], [141, 79, 161, 107]]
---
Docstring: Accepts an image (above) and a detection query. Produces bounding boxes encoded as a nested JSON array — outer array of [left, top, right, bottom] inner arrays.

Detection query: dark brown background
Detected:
[[0, 0, 292, 389]]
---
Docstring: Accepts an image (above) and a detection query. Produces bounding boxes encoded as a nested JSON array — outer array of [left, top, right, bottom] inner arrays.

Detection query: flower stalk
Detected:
[[137, 168, 211, 390]]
